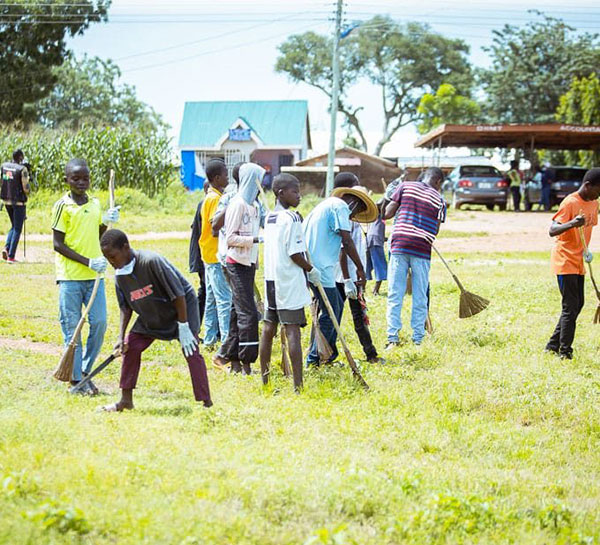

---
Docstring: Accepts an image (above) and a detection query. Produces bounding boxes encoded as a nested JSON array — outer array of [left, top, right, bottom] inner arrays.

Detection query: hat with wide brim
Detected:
[[331, 186, 379, 223]]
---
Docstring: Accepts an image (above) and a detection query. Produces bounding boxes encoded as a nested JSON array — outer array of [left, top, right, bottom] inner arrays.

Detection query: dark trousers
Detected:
[[541, 184, 551, 211], [120, 331, 211, 403], [221, 263, 259, 364], [197, 272, 206, 330], [4, 204, 26, 259], [307, 283, 344, 364], [546, 274, 585, 357], [510, 186, 521, 211], [337, 283, 378, 360]]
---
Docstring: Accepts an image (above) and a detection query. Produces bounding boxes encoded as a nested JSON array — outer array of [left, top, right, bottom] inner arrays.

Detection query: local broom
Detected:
[[578, 224, 600, 324], [53, 170, 116, 382], [432, 245, 489, 319]]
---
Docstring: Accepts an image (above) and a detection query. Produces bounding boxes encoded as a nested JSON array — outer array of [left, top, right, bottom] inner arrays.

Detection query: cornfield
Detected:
[[0, 125, 174, 197]]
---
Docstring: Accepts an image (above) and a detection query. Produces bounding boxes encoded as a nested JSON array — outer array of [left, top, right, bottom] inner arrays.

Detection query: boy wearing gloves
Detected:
[[99, 229, 211, 411], [51, 158, 120, 393]]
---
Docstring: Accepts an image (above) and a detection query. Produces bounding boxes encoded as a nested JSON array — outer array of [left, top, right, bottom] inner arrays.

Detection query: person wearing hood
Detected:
[[219, 163, 265, 375]]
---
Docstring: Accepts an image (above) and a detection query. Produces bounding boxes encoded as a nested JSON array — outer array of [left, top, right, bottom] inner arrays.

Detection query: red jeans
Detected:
[[120, 331, 211, 403]]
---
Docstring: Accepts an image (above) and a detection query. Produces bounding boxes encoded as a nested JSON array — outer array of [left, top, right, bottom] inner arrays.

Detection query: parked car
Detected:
[[442, 165, 508, 210], [523, 167, 587, 211]]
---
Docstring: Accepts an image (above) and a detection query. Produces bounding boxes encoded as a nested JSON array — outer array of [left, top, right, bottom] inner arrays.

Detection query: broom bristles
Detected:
[[311, 299, 334, 362], [594, 304, 600, 324], [53, 343, 75, 382], [459, 290, 490, 319]]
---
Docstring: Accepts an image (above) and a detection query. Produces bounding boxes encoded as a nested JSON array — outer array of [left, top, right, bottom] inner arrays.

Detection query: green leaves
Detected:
[[417, 84, 481, 134]]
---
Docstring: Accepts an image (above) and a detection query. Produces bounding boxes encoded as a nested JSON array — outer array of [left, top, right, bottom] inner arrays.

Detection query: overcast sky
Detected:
[[69, 0, 600, 157]]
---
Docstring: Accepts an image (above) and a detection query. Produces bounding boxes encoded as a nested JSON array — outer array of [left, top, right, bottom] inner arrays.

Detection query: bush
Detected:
[[0, 125, 174, 196]]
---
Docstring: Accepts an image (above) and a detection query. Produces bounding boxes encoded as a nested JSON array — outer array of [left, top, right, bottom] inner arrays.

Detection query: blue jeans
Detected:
[[387, 253, 430, 344], [541, 184, 551, 211], [203, 262, 231, 346], [306, 283, 344, 365], [58, 279, 107, 381], [4, 205, 26, 259]]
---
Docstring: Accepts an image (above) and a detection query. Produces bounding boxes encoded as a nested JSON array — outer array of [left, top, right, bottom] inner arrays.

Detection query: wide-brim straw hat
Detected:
[[331, 185, 379, 223]]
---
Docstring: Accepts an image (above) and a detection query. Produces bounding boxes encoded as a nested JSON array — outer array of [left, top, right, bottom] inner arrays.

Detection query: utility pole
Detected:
[[325, 0, 343, 195]]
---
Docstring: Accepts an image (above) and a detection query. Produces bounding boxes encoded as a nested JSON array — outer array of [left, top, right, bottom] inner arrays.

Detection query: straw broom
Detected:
[[53, 170, 115, 382], [432, 245, 489, 319], [578, 224, 600, 324], [310, 299, 334, 363]]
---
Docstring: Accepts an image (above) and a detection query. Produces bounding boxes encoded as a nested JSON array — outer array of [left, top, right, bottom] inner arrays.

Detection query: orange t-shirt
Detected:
[[550, 192, 598, 275]]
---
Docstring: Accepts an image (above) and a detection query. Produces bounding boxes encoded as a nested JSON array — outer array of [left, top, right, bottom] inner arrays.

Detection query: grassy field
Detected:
[[1, 205, 600, 544]]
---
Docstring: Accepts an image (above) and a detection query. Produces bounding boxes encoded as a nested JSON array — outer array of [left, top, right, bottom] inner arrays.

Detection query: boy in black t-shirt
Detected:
[[99, 229, 211, 411]]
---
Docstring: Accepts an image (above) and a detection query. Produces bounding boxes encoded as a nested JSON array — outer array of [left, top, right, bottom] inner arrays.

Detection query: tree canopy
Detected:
[[35, 55, 167, 133], [480, 12, 600, 124], [0, 0, 110, 124], [276, 16, 473, 155], [417, 84, 481, 134]]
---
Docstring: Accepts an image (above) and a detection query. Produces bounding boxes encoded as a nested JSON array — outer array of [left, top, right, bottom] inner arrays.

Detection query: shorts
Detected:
[[366, 245, 388, 281], [264, 307, 307, 326]]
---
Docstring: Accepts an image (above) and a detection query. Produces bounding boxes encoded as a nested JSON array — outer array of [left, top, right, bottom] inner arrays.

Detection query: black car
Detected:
[[442, 165, 509, 210], [523, 167, 587, 210]]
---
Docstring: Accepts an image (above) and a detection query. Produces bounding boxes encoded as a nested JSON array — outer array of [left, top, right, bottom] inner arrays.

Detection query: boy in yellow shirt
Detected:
[[52, 158, 120, 393], [546, 168, 600, 359]]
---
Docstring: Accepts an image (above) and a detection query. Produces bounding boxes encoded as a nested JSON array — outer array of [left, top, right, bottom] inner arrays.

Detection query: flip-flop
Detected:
[[98, 403, 132, 412]]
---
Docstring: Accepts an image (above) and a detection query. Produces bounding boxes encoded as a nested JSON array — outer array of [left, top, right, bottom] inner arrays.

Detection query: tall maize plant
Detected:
[[0, 125, 173, 197]]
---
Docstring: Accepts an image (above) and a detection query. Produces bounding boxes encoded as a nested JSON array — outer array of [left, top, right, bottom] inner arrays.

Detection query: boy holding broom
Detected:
[[99, 229, 212, 411], [259, 174, 320, 391], [52, 158, 120, 393], [546, 168, 600, 359]]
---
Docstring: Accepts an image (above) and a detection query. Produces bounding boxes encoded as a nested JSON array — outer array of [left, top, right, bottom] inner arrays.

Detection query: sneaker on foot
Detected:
[[1, 248, 7, 261], [385, 341, 399, 351], [7, 257, 17, 264], [212, 354, 229, 370]]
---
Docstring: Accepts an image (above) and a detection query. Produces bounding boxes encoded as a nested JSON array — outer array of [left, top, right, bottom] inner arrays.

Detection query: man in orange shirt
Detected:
[[546, 168, 600, 359]]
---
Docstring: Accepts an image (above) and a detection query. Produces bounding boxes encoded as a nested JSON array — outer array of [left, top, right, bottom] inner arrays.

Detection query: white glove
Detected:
[[102, 206, 121, 225], [178, 321, 198, 357], [88, 256, 107, 273], [257, 236, 264, 243], [307, 267, 321, 285], [344, 278, 358, 299], [584, 250, 594, 263]]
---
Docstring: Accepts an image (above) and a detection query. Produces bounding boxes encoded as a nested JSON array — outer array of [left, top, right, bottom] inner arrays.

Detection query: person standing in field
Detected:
[[189, 180, 210, 336], [506, 160, 523, 212], [99, 229, 211, 411], [199, 160, 231, 352], [545, 168, 600, 359], [332, 173, 381, 363], [259, 174, 320, 391], [302, 182, 375, 366], [220, 163, 264, 375], [384, 167, 446, 347], [366, 199, 387, 296], [51, 158, 120, 393], [1, 149, 30, 263]]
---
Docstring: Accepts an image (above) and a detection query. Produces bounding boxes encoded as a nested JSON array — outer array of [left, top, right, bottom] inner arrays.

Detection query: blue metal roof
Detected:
[[178, 100, 309, 149]]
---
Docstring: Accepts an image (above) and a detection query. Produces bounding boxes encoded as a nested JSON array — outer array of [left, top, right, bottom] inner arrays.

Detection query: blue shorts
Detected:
[[366, 245, 387, 281]]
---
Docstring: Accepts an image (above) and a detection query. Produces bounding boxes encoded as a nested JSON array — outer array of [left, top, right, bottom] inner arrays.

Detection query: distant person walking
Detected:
[[541, 166, 555, 211], [1, 149, 30, 263], [384, 167, 446, 347]]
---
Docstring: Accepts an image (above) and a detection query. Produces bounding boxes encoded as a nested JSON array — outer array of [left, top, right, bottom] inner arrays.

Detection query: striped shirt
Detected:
[[390, 181, 446, 260]]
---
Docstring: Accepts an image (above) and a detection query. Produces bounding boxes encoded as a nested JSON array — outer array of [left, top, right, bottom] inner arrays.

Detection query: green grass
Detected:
[[1, 237, 600, 543]]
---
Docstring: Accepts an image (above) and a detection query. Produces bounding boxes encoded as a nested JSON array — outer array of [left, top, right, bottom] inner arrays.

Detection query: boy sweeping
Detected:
[[259, 174, 321, 391], [99, 229, 211, 411], [52, 158, 120, 394], [546, 168, 600, 359]]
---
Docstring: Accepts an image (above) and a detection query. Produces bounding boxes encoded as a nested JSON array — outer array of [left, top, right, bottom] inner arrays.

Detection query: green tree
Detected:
[[276, 16, 473, 155], [480, 12, 600, 124], [555, 73, 600, 166], [417, 84, 481, 134], [0, 1, 110, 123], [35, 55, 167, 133]]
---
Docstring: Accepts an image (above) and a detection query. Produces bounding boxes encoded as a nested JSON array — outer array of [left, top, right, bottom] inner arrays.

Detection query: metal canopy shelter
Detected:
[[415, 123, 600, 151]]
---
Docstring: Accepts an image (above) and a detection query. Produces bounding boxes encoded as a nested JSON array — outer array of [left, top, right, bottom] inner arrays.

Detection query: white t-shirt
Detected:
[[336, 221, 367, 283], [263, 208, 311, 311]]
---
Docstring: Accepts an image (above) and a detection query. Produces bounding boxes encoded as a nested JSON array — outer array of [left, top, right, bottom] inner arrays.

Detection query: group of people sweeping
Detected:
[[44, 153, 600, 411]]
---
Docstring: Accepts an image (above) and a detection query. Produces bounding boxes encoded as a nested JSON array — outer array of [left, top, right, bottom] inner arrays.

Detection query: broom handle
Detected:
[[432, 244, 465, 292], [578, 223, 600, 299], [66, 170, 116, 348]]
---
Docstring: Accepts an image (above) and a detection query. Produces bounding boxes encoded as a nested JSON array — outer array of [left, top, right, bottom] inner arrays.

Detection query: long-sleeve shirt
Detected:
[[225, 195, 260, 266]]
